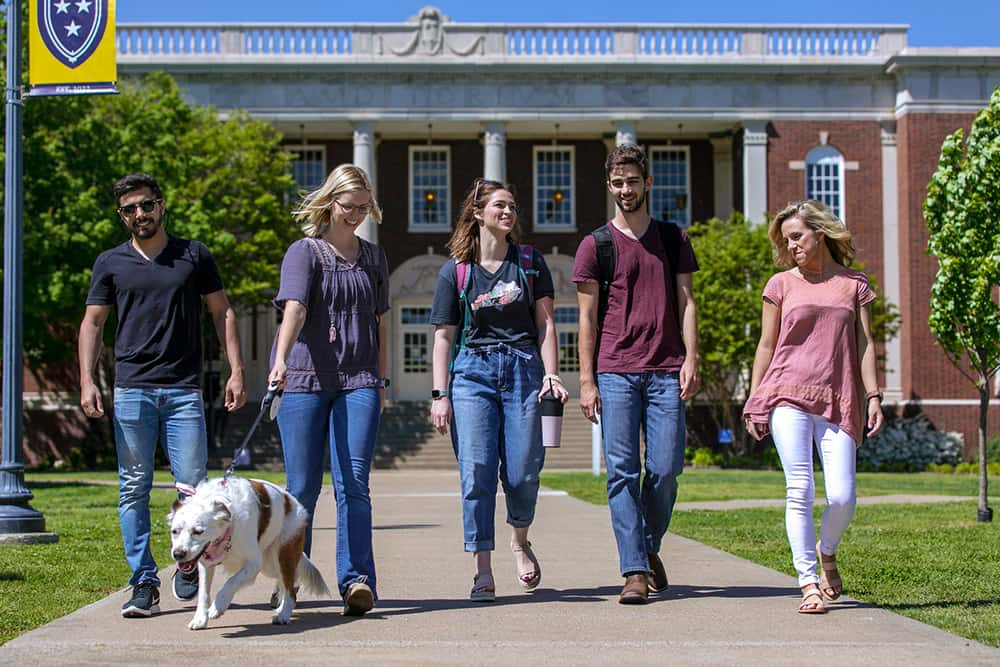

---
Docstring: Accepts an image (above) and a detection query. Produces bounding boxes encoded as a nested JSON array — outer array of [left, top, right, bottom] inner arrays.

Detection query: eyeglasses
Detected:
[[334, 200, 372, 216], [118, 198, 161, 217]]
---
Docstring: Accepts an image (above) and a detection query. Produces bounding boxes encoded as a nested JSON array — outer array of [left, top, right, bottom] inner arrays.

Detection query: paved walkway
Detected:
[[2, 471, 996, 666]]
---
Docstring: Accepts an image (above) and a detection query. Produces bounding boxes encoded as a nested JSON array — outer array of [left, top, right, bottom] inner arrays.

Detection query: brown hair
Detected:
[[769, 200, 856, 268], [605, 144, 649, 180], [446, 178, 521, 263], [293, 163, 382, 238]]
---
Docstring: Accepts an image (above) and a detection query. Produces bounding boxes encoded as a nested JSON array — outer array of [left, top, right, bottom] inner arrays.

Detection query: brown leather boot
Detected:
[[619, 573, 649, 604], [647, 552, 668, 593]]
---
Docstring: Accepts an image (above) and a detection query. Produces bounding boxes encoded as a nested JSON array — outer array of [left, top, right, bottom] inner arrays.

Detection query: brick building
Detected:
[[24, 8, 1000, 461]]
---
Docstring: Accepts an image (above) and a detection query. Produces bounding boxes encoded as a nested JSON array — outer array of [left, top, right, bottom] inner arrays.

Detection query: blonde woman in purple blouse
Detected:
[[743, 200, 884, 615], [268, 164, 390, 618]]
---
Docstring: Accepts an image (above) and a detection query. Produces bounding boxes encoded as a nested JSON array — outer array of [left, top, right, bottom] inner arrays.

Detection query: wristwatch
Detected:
[[431, 389, 449, 399], [380, 378, 391, 389]]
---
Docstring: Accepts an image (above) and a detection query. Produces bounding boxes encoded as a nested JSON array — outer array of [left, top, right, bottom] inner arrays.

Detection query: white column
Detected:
[[710, 134, 734, 221], [880, 122, 903, 402], [483, 123, 507, 182], [614, 122, 637, 147], [742, 121, 769, 225], [352, 122, 377, 244]]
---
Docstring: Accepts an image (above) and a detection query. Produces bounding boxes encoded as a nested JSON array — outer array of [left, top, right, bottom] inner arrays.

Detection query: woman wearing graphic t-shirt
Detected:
[[743, 200, 885, 615], [429, 178, 569, 602]]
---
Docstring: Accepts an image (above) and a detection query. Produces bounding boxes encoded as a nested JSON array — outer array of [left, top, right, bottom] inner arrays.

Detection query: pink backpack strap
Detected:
[[517, 244, 536, 296], [455, 261, 471, 297]]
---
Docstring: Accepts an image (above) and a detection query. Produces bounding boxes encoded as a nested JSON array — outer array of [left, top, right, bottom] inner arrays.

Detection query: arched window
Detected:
[[805, 145, 844, 219]]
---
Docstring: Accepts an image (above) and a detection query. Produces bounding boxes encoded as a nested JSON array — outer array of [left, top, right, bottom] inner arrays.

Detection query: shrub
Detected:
[[691, 447, 723, 467], [858, 416, 963, 472], [987, 436, 1000, 463], [925, 463, 955, 473], [954, 462, 976, 474]]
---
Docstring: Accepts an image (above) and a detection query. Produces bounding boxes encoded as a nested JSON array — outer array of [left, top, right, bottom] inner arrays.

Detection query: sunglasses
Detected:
[[472, 178, 503, 205], [118, 198, 161, 217]]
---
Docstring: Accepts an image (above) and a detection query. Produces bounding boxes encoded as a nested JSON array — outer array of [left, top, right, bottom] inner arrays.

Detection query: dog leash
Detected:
[[225, 381, 282, 479]]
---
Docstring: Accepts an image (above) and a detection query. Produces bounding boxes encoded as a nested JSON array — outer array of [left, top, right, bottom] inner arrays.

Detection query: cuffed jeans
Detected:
[[770, 405, 857, 587], [277, 387, 380, 599], [598, 372, 685, 576], [113, 387, 208, 588], [450, 343, 545, 552]]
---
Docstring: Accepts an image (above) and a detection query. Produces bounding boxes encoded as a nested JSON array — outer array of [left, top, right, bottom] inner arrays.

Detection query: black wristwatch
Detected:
[[431, 389, 448, 399], [379, 378, 391, 389]]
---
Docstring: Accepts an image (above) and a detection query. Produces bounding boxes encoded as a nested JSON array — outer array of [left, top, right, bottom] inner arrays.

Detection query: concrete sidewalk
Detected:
[[2, 470, 997, 665]]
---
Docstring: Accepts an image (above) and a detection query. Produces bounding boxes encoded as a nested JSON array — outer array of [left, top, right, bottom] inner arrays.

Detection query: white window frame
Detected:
[[408, 145, 452, 232], [285, 144, 327, 192], [805, 145, 845, 220], [532, 145, 576, 232], [648, 145, 692, 228]]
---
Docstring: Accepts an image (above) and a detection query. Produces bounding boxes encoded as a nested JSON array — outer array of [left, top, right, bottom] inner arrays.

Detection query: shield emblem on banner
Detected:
[[37, 0, 109, 69]]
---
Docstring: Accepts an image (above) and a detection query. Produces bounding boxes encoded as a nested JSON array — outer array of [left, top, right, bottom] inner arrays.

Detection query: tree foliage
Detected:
[[688, 214, 773, 453], [2, 71, 298, 366], [925, 84, 1000, 520]]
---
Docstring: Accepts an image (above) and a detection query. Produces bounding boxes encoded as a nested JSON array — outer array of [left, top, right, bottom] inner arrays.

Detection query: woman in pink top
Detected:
[[743, 200, 884, 614]]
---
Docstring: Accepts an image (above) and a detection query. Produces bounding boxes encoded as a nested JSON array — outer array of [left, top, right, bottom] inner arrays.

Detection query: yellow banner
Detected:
[[29, 0, 117, 96]]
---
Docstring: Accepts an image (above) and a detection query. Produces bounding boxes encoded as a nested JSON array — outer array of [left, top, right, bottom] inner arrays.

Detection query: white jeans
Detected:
[[770, 405, 857, 587]]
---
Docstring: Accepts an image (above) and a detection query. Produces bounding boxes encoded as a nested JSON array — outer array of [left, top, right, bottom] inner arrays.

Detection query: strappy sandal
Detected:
[[799, 584, 827, 614], [510, 540, 541, 590], [817, 542, 843, 601], [470, 573, 496, 602]]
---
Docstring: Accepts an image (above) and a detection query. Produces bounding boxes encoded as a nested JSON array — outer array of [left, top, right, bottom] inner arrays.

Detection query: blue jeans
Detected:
[[450, 343, 545, 552], [598, 372, 685, 576], [277, 387, 380, 598], [113, 387, 208, 588]]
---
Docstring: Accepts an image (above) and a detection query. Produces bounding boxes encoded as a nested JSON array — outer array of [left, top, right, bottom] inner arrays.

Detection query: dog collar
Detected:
[[201, 526, 233, 566]]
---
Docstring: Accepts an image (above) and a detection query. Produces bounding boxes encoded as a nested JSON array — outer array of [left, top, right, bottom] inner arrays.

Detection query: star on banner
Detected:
[[65, 20, 82, 37], [75, 0, 93, 13], [53, 0, 71, 14]]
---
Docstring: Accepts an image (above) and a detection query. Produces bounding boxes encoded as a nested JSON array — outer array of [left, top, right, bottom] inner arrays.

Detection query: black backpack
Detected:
[[591, 219, 683, 330]]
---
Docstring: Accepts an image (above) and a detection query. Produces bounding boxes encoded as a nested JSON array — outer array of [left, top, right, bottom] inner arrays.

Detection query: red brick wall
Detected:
[[896, 112, 1000, 449], [767, 121, 884, 282]]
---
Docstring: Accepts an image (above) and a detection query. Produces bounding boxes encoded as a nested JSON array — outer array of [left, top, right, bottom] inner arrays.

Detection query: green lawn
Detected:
[[0, 470, 295, 646], [541, 471, 1000, 647], [541, 469, 979, 505]]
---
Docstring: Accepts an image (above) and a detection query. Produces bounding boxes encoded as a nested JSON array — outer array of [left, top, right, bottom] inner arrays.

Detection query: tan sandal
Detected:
[[799, 584, 827, 614], [817, 542, 843, 601], [470, 573, 496, 602], [510, 541, 541, 590]]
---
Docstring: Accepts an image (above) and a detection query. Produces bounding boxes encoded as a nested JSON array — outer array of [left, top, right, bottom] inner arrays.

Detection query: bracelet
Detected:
[[865, 389, 883, 402], [542, 373, 564, 385]]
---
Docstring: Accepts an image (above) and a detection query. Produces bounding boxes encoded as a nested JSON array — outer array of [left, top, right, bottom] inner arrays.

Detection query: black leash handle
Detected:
[[225, 381, 282, 478]]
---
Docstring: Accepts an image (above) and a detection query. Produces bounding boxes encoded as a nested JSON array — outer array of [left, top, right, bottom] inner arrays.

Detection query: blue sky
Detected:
[[116, 0, 999, 48]]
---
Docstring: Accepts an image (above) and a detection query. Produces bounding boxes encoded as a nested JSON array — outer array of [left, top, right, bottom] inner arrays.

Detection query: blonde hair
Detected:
[[446, 178, 521, 263], [769, 200, 856, 269], [293, 163, 382, 238]]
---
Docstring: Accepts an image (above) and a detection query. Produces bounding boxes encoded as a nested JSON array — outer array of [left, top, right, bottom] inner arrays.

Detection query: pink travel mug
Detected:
[[540, 379, 563, 448]]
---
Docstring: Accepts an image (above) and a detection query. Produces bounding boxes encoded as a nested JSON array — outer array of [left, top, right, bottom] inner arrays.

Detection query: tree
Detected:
[[688, 214, 773, 454], [4, 72, 298, 367], [924, 84, 1000, 523]]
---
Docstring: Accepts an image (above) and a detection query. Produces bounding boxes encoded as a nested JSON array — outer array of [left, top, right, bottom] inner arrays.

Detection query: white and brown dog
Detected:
[[168, 477, 330, 630]]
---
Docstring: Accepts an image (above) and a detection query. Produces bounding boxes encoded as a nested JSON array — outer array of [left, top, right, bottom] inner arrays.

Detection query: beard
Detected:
[[129, 217, 161, 239], [614, 190, 646, 214]]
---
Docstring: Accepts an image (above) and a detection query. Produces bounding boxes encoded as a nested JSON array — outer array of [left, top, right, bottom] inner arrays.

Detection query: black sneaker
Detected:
[[172, 567, 199, 601], [121, 582, 160, 618]]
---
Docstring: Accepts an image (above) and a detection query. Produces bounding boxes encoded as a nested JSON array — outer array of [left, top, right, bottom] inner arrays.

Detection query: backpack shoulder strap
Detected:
[[516, 244, 537, 306], [656, 220, 682, 278], [455, 260, 472, 298], [591, 224, 615, 328], [450, 260, 474, 371]]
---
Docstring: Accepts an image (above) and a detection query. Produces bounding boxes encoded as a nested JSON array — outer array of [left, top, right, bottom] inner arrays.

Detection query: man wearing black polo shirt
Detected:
[[78, 174, 247, 618]]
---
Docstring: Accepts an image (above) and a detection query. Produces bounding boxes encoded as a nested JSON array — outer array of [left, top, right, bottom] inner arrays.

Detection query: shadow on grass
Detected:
[[880, 598, 1000, 611]]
